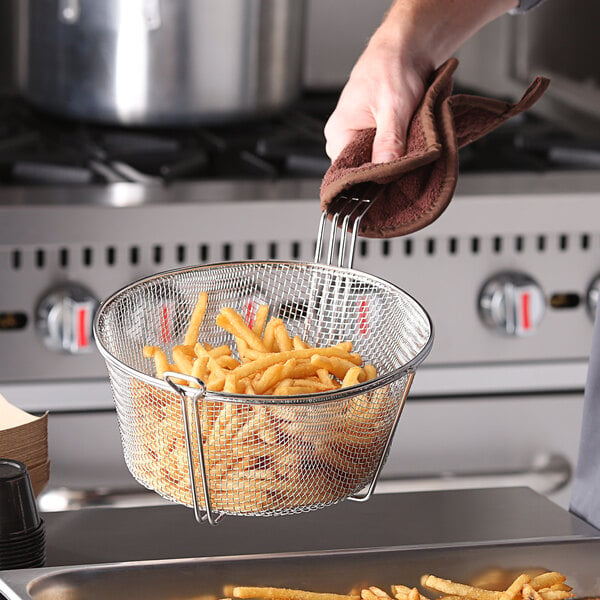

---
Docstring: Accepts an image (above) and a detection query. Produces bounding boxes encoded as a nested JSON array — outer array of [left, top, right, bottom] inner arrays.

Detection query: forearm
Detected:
[[374, 0, 519, 72]]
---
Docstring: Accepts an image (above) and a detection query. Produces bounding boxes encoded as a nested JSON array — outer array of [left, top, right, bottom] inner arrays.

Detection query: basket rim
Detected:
[[93, 259, 434, 405]]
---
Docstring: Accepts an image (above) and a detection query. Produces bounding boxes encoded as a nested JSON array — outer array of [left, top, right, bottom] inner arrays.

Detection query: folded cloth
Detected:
[[319, 58, 550, 239]]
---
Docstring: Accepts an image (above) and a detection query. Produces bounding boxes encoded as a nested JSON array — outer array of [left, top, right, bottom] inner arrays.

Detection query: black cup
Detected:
[[0, 459, 45, 568]]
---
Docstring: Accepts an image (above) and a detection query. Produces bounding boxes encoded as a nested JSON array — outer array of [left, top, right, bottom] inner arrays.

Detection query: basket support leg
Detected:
[[349, 369, 415, 503], [165, 373, 222, 525]]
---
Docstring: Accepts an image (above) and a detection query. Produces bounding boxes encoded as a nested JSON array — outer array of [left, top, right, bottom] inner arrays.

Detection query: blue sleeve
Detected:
[[509, 0, 547, 14]]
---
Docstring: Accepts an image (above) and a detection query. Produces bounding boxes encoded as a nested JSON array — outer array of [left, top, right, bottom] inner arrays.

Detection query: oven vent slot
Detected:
[[82, 247, 93, 267], [128, 246, 139, 265], [10, 249, 21, 270], [106, 246, 116, 266], [59, 248, 69, 267], [199, 244, 210, 262], [35, 249, 45, 269], [581, 233, 590, 250]]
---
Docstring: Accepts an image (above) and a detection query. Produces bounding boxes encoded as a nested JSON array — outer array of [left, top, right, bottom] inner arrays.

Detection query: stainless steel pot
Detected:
[[18, 0, 305, 125]]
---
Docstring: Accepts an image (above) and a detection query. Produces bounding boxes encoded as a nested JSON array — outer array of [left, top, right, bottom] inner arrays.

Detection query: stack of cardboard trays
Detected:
[[0, 393, 49, 496]]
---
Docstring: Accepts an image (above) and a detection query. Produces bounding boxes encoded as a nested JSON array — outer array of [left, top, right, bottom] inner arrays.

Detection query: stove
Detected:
[[1, 93, 599, 515], [0, 90, 596, 188]]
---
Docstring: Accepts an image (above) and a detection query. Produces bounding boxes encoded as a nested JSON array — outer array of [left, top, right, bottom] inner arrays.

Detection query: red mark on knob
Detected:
[[520, 291, 531, 331], [77, 307, 89, 348]]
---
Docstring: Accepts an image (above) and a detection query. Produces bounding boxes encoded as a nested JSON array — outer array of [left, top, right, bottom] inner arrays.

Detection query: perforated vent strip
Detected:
[[3, 232, 595, 271]]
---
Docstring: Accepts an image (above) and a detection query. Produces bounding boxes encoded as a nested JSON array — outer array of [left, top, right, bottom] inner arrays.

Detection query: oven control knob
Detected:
[[478, 272, 546, 336], [36, 283, 99, 354], [586, 274, 600, 321]]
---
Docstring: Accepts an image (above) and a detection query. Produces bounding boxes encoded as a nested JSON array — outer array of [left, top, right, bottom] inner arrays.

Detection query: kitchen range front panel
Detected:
[[1, 172, 598, 396]]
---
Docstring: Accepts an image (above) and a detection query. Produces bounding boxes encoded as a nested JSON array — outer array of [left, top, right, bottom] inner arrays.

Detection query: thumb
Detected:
[[371, 113, 407, 163]]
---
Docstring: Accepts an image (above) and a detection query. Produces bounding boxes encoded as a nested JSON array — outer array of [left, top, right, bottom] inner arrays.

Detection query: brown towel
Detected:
[[319, 58, 550, 239]]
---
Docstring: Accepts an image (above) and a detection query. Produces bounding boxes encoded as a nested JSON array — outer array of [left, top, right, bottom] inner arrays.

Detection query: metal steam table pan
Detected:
[[1, 538, 599, 600]]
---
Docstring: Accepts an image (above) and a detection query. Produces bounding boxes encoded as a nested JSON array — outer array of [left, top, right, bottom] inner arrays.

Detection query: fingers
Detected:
[[324, 121, 356, 163], [325, 104, 409, 165], [324, 81, 421, 165]]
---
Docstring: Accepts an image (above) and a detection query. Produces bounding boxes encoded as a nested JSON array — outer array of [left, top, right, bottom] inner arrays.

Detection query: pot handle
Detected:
[[58, 0, 80, 24], [58, 0, 162, 31]]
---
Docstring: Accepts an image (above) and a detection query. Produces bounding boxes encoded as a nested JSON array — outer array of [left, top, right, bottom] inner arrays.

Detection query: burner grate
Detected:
[[0, 92, 593, 186], [0, 95, 333, 185]]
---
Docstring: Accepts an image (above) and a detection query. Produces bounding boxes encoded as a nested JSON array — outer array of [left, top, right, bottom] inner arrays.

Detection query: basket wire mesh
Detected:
[[94, 202, 433, 524]]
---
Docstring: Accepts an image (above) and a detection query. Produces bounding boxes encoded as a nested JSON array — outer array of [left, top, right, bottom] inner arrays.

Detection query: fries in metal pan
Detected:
[[223, 571, 574, 600]]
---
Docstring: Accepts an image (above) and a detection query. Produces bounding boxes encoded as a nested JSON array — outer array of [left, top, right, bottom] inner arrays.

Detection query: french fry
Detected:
[[317, 368, 339, 389], [263, 318, 279, 352], [274, 320, 294, 351], [275, 385, 329, 395], [223, 372, 238, 393], [364, 364, 378, 380], [232, 587, 360, 600], [391, 585, 430, 600], [281, 359, 317, 379], [542, 585, 572, 593], [503, 574, 531, 600], [143, 345, 170, 378], [530, 574, 566, 592], [293, 335, 311, 350], [216, 355, 241, 370], [236, 336, 251, 361], [254, 363, 287, 395], [216, 307, 267, 353], [342, 366, 366, 387], [183, 291, 208, 346], [234, 346, 362, 379], [191, 355, 209, 384], [522, 585, 545, 600], [206, 372, 226, 391], [538, 592, 574, 600], [252, 304, 270, 336], [208, 345, 233, 359], [362, 587, 393, 600], [288, 378, 331, 390], [172, 345, 194, 375], [420, 575, 505, 600], [311, 355, 362, 380]]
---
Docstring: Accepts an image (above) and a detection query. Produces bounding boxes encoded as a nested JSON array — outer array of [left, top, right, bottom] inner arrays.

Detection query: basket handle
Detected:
[[348, 369, 415, 503], [164, 372, 223, 525]]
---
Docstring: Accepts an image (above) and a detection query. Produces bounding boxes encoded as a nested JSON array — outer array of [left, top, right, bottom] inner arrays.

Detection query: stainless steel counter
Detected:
[[41, 487, 599, 567]]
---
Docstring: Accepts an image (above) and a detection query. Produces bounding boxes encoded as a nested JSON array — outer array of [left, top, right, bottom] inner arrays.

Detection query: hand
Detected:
[[324, 32, 429, 164], [324, 0, 519, 164]]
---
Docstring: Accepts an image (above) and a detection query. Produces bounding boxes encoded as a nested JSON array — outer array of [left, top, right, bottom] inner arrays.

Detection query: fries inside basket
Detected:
[[94, 261, 433, 517]]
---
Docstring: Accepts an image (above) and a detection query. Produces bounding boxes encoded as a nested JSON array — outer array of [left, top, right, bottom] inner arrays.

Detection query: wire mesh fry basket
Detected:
[[94, 259, 433, 524]]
